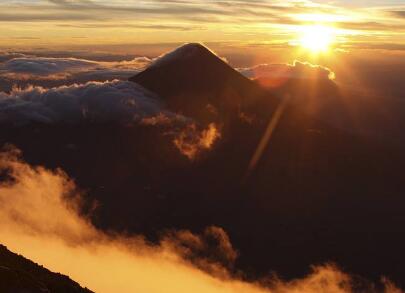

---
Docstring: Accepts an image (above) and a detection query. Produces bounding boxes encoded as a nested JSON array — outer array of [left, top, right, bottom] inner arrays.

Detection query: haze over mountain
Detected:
[[0, 43, 404, 292]]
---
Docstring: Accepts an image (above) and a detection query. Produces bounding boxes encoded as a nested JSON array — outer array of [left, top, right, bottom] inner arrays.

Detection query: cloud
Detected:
[[0, 146, 98, 244], [389, 10, 405, 18], [162, 226, 238, 278], [0, 55, 151, 81], [0, 0, 229, 23], [0, 79, 222, 159], [110, 56, 153, 69], [0, 0, 352, 26], [56, 22, 205, 31], [337, 21, 405, 31], [172, 123, 221, 160], [0, 80, 165, 125], [1, 57, 98, 77], [344, 42, 405, 51], [0, 52, 30, 63], [238, 61, 336, 86], [0, 146, 402, 293], [0, 0, 404, 52]]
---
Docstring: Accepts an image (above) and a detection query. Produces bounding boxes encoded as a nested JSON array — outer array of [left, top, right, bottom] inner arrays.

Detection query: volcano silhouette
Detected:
[[130, 43, 273, 124]]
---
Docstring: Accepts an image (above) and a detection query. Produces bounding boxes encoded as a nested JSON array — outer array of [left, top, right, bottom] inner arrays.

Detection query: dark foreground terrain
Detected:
[[0, 245, 92, 293]]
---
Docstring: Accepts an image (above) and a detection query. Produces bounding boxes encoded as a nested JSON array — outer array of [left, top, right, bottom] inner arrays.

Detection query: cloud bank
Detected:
[[2, 57, 98, 76], [0, 80, 165, 125], [0, 78, 222, 159], [0, 54, 152, 82], [239, 61, 336, 84], [0, 147, 402, 293], [0, 52, 30, 63]]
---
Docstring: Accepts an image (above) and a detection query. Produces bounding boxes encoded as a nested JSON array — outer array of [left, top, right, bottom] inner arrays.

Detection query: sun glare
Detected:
[[298, 25, 335, 53]]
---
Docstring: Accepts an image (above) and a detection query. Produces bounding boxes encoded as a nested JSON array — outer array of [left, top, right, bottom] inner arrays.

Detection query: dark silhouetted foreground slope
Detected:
[[0, 245, 92, 293]]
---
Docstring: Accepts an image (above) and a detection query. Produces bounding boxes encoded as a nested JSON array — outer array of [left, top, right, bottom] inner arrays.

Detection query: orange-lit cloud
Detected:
[[0, 1, 403, 50], [0, 146, 403, 293], [239, 60, 335, 88], [173, 123, 221, 160]]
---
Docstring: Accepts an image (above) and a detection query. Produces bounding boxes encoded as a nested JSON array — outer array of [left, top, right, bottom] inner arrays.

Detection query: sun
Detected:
[[298, 25, 335, 53]]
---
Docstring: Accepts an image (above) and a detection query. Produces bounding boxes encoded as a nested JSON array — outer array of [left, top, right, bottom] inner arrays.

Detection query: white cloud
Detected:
[[0, 80, 166, 125], [2, 57, 98, 75], [238, 61, 336, 82], [0, 51, 30, 62], [0, 55, 152, 81]]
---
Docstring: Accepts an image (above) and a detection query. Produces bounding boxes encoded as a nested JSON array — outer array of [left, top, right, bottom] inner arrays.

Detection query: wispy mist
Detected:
[[0, 147, 401, 293]]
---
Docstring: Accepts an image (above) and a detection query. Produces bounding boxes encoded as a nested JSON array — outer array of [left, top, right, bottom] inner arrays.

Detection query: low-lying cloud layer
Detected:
[[0, 80, 164, 125], [0, 52, 29, 63], [3, 57, 97, 76], [0, 147, 402, 293], [238, 61, 336, 85], [0, 78, 223, 159], [0, 54, 152, 83]]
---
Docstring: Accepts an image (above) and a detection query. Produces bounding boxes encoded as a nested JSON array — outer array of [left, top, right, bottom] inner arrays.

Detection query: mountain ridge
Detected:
[[0, 244, 92, 293]]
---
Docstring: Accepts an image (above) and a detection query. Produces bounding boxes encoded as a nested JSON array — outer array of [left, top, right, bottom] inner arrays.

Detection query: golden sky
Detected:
[[0, 0, 404, 51]]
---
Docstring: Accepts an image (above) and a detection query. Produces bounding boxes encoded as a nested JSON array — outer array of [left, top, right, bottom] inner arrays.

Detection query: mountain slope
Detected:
[[0, 245, 92, 293], [130, 43, 276, 124]]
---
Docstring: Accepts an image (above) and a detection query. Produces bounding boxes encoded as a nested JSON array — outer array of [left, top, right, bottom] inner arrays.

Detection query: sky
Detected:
[[1, 1, 405, 292], [0, 0, 404, 51]]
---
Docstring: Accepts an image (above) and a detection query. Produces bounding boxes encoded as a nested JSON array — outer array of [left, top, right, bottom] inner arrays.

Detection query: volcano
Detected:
[[130, 43, 275, 124]]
